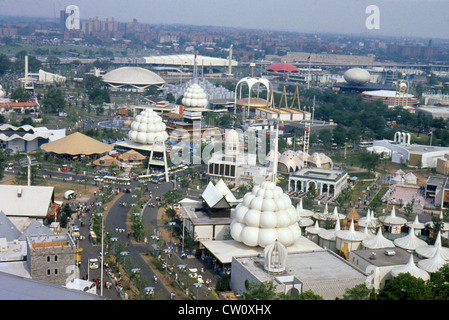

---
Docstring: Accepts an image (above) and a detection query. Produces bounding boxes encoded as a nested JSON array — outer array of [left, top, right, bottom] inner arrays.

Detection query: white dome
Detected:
[[182, 83, 208, 107], [102, 67, 165, 85], [344, 68, 371, 85], [230, 181, 301, 248], [0, 85, 5, 98], [127, 109, 168, 145]]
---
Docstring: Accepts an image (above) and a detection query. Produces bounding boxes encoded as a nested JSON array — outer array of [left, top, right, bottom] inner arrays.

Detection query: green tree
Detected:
[[0, 53, 11, 75], [377, 273, 433, 300], [42, 88, 66, 114], [358, 151, 381, 174], [428, 264, 449, 300], [332, 124, 347, 146], [243, 281, 278, 300], [0, 149, 7, 181], [10, 87, 31, 102], [340, 283, 372, 300]]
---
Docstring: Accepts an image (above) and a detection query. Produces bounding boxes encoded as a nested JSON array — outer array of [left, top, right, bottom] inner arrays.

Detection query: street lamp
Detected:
[[193, 282, 203, 300], [96, 212, 104, 296], [168, 221, 176, 247]]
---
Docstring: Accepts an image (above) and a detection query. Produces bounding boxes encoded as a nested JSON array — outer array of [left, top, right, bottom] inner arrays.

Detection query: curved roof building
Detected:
[[102, 67, 165, 92], [266, 63, 300, 73]]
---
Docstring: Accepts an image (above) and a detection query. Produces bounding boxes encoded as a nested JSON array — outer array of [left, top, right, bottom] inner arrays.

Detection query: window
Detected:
[[54, 269, 58, 275], [54, 255, 58, 262], [47, 269, 51, 275], [47, 256, 50, 262]]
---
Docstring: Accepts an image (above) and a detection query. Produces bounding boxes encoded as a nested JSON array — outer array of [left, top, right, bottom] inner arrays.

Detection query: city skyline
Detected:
[[0, 0, 448, 40]]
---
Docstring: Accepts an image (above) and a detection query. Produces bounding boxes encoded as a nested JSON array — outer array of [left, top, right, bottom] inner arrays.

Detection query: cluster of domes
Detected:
[[230, 181, 301, 248], [128, 109, 168, 145], [182, 83, 208, 107]]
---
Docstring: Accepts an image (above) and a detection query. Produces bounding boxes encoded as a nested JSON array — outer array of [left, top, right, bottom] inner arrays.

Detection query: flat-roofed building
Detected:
[[289, 167, 348, 197], [231, 249, 367, 300]]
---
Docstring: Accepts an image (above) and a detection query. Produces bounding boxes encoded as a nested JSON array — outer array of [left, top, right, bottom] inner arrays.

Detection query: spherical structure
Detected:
[[128, 109, 168, 145], [182, 83, 208, 107], [344, 68, 371, 85], [230, 181, 301, 248]]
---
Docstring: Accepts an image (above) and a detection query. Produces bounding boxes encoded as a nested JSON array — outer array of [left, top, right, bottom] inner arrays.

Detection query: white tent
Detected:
[[362, 227, 394, 249], [417, 246, 448, 273], [390, 254, 430, 281], [393, 226, 427, 251], [416, 232, 449, 260]]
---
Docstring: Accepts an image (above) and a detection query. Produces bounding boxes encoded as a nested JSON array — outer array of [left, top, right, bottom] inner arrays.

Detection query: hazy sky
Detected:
[[0, 0, 448, 39]]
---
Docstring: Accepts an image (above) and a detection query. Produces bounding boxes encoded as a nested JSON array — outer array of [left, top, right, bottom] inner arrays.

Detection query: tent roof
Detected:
[[93, 155, 121, 167], [40, 132, 113, 156], [393, 227, 427, 251], [346, 207, 360, 221], [120, 149, 146, 161]]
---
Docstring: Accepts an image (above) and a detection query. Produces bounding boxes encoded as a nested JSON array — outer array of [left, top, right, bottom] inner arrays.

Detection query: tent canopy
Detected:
[[41, 132, 113, 156]]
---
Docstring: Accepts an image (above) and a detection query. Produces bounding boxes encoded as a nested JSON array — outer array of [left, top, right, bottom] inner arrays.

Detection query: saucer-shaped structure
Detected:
[[230, 181, 301, 248], [128, 109, 168, 145]]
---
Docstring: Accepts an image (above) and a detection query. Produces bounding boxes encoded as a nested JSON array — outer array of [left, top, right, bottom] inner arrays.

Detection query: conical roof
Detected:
[[358, 209, 380, 228], [416, 232, 449, 260], [391, 254, 430, 281], [417, 246, 449, 273], [406, 215, 425, 230], [313, 204, 344, 221], [41, 132, 113, 155], [305, 220, 323, 235], [362, 227, 394, 249], [296, 199, 314, 218], [120, 149, 146, 161], [393, 226, 427, 251], [230, 181, 301, 248], [346, 207, 360, 221], [335, 220, 369, 242], [318, 218, 341, 241], [379, 206, 407, 226]]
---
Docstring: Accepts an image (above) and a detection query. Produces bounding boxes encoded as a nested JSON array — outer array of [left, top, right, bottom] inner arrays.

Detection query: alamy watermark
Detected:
[[65, 5, 80, 31], [365, 5, 380, 30]]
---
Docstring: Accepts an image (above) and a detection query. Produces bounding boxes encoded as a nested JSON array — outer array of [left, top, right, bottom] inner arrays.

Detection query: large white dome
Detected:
[[230, 181, 301, 248], [344, 68, 370, 85], [128, 109, 168, 145], [182, 83, 208, 107]]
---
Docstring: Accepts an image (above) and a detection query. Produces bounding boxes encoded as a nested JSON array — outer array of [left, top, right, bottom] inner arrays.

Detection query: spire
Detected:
[[193, 51, 198, 83]]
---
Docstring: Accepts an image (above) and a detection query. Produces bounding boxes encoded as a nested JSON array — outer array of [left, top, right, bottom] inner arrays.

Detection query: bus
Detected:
[[90, 231, 97, 245], [151, 173, 165, 184]]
